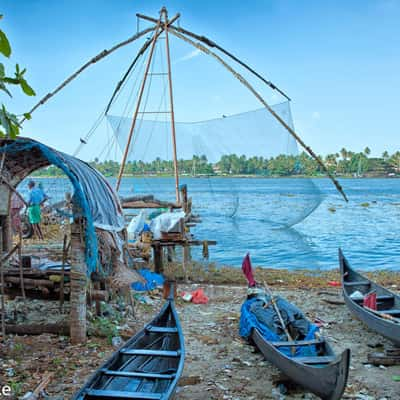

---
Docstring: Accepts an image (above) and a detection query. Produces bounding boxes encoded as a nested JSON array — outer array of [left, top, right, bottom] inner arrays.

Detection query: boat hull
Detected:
[[251, 329, 350, 400], [339, 249, 400, 346], [73, 297, 185, 400]]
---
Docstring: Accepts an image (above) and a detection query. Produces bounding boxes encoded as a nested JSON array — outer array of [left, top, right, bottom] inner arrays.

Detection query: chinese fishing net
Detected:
[[78, 31, 326, 268], [107, 100, 323, 227]]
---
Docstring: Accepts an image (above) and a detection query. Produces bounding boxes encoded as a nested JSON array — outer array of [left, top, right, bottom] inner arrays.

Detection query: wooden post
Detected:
[[3, 215, 12, 253], [94, 281, 102, 316], [59, 234, 67, 312], [182, 244, 189, 283], [180, 184, 188, 213], [18, 232, 25, 300], [0, 229, 5, 341], [153, 243, 163, 274], [69, 218, 87, 344]]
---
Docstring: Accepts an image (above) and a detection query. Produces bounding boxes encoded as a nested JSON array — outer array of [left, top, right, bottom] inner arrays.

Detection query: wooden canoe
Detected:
[[73, 290, 184, 400], [339, 248, 400, 346], [251, 329, 350, 399]]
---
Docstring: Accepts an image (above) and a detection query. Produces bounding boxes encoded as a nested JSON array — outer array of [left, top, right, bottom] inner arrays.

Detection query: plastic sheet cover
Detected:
[[240, 297, 319, 357], [0, 138, 125, 275]]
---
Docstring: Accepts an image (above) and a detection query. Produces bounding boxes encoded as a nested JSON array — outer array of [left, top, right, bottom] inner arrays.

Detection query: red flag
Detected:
[[242, 253, 256, 287], [363, 292, 377, 310]]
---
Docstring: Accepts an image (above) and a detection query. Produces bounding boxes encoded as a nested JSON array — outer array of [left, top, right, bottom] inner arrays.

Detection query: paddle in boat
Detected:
[[240, 253, 350, 400], [73, 285, 184, 400], [339, 248, 400, 346]]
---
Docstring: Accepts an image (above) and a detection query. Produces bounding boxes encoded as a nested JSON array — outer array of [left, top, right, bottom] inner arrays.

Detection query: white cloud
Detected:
[[174, 49, 202, 64]]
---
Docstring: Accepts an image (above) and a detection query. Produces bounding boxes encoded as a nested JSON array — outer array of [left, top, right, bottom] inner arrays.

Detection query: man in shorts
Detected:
[[27, 180, 44, 240]]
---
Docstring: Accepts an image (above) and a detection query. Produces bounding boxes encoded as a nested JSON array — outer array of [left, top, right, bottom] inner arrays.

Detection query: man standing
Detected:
[[27, 180, 44, 240]]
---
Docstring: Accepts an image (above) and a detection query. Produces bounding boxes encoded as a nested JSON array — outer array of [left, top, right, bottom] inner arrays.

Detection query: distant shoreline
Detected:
[[31, 174, 400, 179]]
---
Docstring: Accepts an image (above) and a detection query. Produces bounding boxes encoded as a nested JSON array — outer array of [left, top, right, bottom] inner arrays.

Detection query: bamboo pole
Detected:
[[169, 29, 348, 202], [19, 27, 155, 124], [116, 21, 163, 192], [162, 7, 180, 204]]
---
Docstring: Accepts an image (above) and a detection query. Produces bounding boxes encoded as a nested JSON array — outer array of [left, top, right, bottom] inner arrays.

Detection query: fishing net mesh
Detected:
[[107, 100, 323, 228]]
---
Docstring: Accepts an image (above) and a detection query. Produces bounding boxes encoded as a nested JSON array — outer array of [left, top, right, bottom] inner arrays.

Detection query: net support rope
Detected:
[[169, 29, 348, 202]]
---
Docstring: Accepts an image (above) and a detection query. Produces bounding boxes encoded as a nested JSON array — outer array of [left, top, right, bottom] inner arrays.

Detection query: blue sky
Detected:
[[1, 0, 399, 160]]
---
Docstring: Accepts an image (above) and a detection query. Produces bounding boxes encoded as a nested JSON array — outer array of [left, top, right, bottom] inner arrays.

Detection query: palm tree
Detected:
[[382, 151, 389, 161], [389, 152, 400, 172]]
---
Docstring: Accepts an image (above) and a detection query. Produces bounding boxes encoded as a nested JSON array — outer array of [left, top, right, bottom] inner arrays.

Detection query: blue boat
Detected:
[[73, 288, 184, 400]]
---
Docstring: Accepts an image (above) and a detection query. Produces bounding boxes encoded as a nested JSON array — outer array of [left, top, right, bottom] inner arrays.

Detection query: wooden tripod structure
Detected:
[[115, 8, 181, 204], [20, 7, 348, 202]]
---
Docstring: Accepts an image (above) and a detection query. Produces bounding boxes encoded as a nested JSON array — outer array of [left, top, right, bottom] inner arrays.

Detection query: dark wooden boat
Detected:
[[244, 296, 350, 400], [251, 327, 349, 400], [339, 248, 400, 346], [73, 289, 184, 400]]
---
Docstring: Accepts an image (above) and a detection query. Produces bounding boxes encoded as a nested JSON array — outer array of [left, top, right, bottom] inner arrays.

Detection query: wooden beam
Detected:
[[5, 322, 69, 336]]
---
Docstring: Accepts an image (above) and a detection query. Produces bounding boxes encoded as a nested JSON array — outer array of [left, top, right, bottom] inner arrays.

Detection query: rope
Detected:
[[170, 25, 291, 101], [169, 29, 348, 202], [20, 26, 155, 124]]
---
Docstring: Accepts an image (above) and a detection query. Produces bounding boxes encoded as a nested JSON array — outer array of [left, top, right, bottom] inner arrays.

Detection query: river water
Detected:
[[21, 177, 400, 271]]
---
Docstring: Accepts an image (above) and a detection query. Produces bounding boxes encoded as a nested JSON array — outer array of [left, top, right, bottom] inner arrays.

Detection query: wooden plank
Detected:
[[146, 326, 178, 333], [101, 370, 175, 379], [368, 352, 400, 366], [354, 295, 394, 303], [272, 339, 324, 347], [291, 356, 336, 364], [84, 389, 162, 399], [120, 349, 180, 357], [5, 322, 69, 336], [343, 281, 371, 287]]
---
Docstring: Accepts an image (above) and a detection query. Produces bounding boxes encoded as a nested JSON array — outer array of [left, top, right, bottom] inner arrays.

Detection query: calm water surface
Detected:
[[21, 177, 400, 271]]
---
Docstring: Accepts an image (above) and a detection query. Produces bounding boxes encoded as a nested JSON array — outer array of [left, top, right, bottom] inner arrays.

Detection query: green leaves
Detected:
[[0, 105, 21, 138], [19, 77, 35, 96], [0, 16, 36, 138], [0, 29, 11, 58], [14, 63, 36, 96]]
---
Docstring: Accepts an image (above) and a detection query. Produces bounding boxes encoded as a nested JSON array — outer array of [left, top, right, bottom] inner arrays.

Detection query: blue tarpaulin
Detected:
[[131, 269, 164, 292], [0, 138, 124, 276], [240, 297, 319, 357]]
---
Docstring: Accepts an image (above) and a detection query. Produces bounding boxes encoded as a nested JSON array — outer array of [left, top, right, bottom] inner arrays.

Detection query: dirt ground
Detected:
[[0, 278, 399, 400]]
